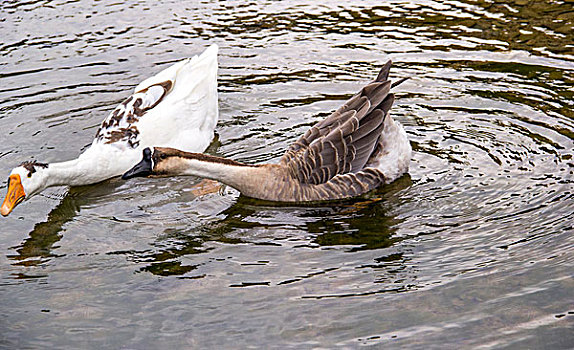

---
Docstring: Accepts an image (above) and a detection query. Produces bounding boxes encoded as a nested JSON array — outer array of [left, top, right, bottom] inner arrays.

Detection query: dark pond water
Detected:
[[1, 0, 573, 348]]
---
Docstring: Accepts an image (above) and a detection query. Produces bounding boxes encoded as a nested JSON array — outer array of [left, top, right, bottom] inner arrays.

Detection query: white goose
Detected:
[[1, 44, 219, 216]]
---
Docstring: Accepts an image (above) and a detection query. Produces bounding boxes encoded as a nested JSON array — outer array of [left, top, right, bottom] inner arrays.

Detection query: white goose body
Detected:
[[2, 44, 219, 216]]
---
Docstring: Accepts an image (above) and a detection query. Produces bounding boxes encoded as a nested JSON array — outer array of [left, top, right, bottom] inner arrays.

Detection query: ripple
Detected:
[[1, 0, 573, 349]]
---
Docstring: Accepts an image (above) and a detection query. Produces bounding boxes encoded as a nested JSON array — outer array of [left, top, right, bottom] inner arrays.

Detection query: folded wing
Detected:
[[280, 61, 395, 188]]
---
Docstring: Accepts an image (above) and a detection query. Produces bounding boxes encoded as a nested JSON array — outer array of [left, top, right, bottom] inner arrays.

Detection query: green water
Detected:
[[1, 0, 573, 348]]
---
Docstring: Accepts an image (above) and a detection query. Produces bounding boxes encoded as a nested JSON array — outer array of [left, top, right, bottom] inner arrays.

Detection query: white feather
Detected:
[[370, 114, 412, 183]]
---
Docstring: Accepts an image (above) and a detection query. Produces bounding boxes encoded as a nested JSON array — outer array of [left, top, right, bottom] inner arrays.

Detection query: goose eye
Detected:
[[27, 172, 32, 178], [160, 153, 167, 159]]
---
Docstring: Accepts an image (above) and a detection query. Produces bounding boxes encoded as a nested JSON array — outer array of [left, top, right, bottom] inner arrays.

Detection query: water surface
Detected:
[[1, 0, 573, 348]]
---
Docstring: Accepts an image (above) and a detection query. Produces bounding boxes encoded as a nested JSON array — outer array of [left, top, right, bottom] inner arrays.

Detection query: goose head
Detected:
[[122, 147, 192, 179], [122, 147, 155, 179], [1, 161, 50, 216]]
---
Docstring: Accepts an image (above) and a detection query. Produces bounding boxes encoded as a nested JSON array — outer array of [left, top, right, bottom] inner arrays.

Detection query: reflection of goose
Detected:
[[123, 61, 411, 202], [2, 45, 219, 216]]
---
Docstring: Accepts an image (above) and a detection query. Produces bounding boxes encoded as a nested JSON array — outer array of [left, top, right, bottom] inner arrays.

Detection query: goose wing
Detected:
[[280, 62, 395, 186], [94, 81, 173, 149], [92, 44, 219, 151]]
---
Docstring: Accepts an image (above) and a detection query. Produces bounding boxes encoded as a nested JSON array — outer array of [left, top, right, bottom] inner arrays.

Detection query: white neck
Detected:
[[44, 147, 134, 188], [44, 158, 107, 187]]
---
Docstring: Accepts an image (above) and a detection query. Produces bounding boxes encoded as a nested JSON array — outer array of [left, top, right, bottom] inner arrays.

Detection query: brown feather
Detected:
[[271, 62, 397, 200], [95, 80, 173, 148]]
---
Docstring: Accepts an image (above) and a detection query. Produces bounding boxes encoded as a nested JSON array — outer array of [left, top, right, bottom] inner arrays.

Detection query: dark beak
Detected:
[[122, 148, 153, 180]]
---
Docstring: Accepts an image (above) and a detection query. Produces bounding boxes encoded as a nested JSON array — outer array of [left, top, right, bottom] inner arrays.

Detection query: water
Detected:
[[1, 0, 573, 348]]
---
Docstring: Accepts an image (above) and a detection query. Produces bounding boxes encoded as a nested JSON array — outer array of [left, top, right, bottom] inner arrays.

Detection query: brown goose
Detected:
[[122, 61, 411, 202]]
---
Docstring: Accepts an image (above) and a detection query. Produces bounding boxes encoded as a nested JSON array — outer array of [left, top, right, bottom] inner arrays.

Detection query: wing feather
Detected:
[[281, 63, 396, 186], [94, 81, 173, 148]]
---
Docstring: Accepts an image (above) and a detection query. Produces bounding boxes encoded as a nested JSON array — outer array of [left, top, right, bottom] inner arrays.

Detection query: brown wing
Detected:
[[283, 60, 393, 158], [280, 61, 395, 186]]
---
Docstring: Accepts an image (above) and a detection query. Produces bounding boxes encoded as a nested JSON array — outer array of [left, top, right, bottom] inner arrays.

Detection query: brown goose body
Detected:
[[123, 61, 412, 202]]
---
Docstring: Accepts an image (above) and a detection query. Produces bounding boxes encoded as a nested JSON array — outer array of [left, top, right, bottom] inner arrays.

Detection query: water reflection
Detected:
[[120, 175, 412, 277], [8, 195, 74, 266], [7, 181, 122, 266], [6, 137, 224, 267]]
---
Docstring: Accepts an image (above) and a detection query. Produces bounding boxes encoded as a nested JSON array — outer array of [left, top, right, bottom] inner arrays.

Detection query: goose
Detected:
[[1, 44, 219, 216], [122, 61, 411, 202]]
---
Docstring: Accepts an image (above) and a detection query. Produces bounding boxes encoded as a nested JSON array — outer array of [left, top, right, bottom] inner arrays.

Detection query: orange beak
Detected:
[[1, 174, 26, 216]]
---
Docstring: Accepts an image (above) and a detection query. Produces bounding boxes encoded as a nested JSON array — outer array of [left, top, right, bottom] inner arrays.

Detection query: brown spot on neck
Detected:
[[187, 153, 253, 167], [20, 160, 49, 176]]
